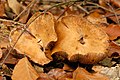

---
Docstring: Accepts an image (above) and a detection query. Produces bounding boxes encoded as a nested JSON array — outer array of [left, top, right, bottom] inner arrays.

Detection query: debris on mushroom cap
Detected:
[[9, 28, 51, 65], [51, 15, 109, 64]]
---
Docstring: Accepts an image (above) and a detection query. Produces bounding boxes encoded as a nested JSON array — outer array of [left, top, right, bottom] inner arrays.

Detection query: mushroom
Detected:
[[51, 15, 109, 64], [27, 12, 57, 50], [9, 28, 51, 65], [9, 12, 57, 65]]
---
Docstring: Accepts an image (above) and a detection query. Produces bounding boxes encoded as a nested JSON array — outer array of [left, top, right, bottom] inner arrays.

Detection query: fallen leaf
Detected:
[[110, 0, 120, 7], [19, 8, 30, 23], [47, 68, 72, 80], [0, 48, 19, 64], [9, 28, 51, 65], [37, 73, 54, 80], [28, 12, 57, 50], [108, 42, 120, 57], [93, 64, 120, 80], [0, 76, 4, 80], [99, 57, 114, 67], [86, 11, 107, 25], [12, 57, 39, 80], [7, 0, 24, 15], [5, 3, 16, 19], [73, 67, 109, 80], [99, 0, 109, 8], [104, 24, 120, 40], [105, 10, 120, 23], [48, 68, 66, 79], [52, 15, 109, 64], [58, 72, 73, 80], [0, 2, 5, 17]]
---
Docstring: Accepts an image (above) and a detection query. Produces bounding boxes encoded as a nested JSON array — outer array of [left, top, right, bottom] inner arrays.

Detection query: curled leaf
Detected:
[[73, 67, 109, 80], [12, 57, 39, 80]]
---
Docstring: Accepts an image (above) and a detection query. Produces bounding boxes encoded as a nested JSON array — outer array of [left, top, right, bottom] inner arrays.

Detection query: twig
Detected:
[[57, 7, 70, 20], [44, 0, 79, 14], [0, 11, 43, 67], [0, 18, 25, 26], [13, 0, 37, 21], [103, 14, 120, 18], [76, 5, 89, 14], [106, 2, 120, 24], [56, 1, 89, 20], [86, 2, 113, 13], [56, 2, 75, 20]]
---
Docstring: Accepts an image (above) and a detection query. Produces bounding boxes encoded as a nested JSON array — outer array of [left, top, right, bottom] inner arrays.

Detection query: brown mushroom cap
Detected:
[[28, 12, 57, 49], [9, 12, 58, 65], [9, 28, 51, 65], [52, 15, 109, 64]]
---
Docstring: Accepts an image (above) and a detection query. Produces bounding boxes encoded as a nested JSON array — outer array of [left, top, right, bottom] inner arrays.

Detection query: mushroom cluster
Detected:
[[9, 12, 109, 65]]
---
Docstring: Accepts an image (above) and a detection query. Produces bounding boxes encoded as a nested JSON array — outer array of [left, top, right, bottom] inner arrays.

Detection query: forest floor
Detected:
[[0, 0, 120, 80]]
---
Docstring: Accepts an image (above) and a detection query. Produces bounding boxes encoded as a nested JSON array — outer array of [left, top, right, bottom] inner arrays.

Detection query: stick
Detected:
[[13, 0, 37, 21]]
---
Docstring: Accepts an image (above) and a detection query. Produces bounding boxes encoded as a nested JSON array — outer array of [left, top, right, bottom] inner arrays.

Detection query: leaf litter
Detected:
[[0, 0, 120, 80]]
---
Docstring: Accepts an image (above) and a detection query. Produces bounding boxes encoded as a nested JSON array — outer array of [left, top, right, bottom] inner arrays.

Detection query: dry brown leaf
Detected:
[[105, 10, 120, 23], [0, 76, 4, 80], [86, 11, 107, 25], [99, 0, 120, 9], [93, 65, 120, 80], [0, 48, 18, 64], [28, 12, 57, 53], [48, 68, 72, 80], [37, 68, 72, 80], [7, 0, 24, 15], [104, 24, 120, 40], [58, 72, 73, 80], [48, 68, 66, 79], [73, 67, 109, 80], [9, 28, 51, 65], [110, 0, 120, 7], [108, 42, 120, 57], [99, 0, 109, 8], [19, 8, 30, 23], [12, 57, 39, 80], [52, 15, 109, 64], [0, 2, 5, 17], [37, 73, 55, 80]]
